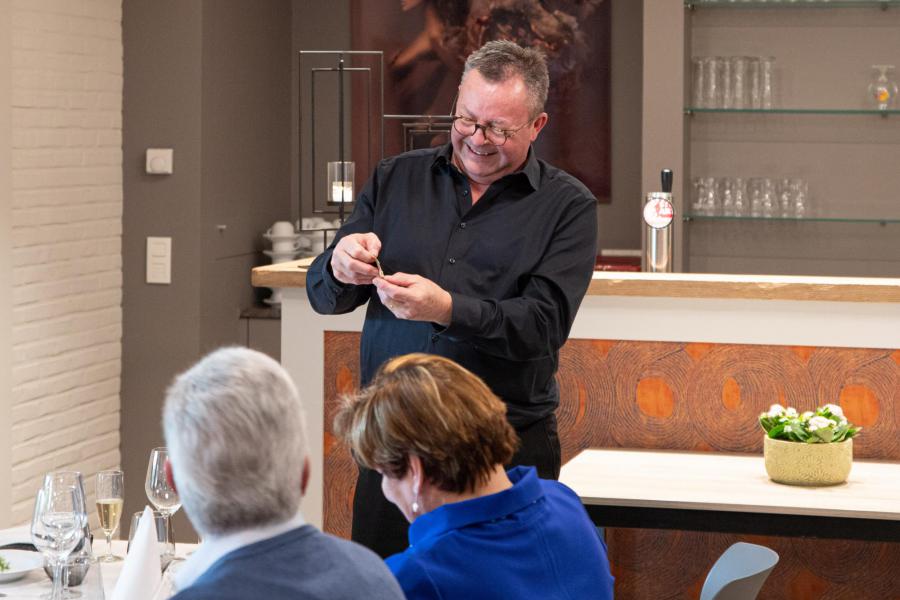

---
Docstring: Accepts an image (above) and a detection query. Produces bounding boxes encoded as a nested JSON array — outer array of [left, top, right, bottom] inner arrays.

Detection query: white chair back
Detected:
[[700, 542, 779, 600]]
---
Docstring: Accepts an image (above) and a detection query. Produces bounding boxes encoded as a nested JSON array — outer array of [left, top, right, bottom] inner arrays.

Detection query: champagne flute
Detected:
[[95, 470, 124, 562], [145, 447, 182, 558], [32, 487, 85, 600]]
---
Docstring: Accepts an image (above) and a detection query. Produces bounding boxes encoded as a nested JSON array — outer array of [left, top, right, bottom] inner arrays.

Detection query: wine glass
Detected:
[[145, 447, 182, 558], [42, 472, 91, 596], [95, 470, 124, 562], [31, 487, 85, 600]]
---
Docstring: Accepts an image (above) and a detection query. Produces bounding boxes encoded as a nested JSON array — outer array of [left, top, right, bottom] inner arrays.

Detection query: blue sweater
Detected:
[[387, 466, 615, 599], [171, 524, 404, 600]]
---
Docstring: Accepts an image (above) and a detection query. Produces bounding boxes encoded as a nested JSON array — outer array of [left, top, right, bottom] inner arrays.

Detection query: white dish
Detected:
[[263, 250, 300, 261], [263, 297, 281, 306], [262, 232, 300, 242], [0, 549, 44, 583]]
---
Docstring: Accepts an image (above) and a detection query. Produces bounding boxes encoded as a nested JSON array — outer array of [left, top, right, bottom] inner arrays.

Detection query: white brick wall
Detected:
[[9, 0, 122, 525]]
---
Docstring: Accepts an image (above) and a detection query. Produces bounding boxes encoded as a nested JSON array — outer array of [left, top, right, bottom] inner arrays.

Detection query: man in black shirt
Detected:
[[306, 40, 598, 557]]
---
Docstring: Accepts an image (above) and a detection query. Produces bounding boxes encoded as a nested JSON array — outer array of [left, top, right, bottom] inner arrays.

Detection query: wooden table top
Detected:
[[559, 448, 900, 522]]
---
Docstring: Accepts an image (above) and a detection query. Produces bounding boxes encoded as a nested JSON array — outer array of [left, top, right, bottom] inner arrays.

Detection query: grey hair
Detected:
[[462, 40, 549, 117], [162, 347, 308, 536]]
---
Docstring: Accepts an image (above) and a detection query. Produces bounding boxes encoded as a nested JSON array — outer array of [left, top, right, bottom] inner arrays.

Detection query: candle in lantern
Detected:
[[327, 161, 355, 205], [331, 181, 353, 203]]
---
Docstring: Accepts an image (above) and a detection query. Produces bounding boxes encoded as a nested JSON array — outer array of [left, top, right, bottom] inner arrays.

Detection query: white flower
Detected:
[[824, 404, 844, 418], [784, 425, 792, 433], [801, 411, 814, 420], [767, 404, 786, 417], [785, 407, 798, 417], [807, 416, 833, 431]]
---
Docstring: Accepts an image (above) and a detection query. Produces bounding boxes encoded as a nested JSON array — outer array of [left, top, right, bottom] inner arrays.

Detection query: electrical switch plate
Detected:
[[146, 236, 172, 284], [146, 148, 174, 174]]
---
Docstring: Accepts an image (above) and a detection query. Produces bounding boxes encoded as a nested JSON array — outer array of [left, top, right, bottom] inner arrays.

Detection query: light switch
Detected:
[[146, 236, 172, 284], [146, 148, 174, 175]]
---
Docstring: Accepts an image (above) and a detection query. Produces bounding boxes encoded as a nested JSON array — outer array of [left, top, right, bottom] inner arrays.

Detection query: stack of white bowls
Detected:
[[262, 221, 306, 305], [299, 217, 343, 255]]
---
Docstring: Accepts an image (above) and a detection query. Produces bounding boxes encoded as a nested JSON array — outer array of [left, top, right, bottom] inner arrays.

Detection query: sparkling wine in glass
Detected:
[[95, 470, 124, 562], [145, 447, 182, 558]]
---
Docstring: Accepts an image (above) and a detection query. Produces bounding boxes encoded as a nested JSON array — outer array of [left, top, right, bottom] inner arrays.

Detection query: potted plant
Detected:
[[758, 404, 861, 486]]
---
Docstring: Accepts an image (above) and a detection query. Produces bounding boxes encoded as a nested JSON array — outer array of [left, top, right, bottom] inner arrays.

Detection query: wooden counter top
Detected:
[[252, 259, 900, 303]]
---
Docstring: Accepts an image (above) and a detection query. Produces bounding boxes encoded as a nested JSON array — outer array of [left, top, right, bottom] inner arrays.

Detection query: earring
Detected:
[[411, 499, 420, 515]]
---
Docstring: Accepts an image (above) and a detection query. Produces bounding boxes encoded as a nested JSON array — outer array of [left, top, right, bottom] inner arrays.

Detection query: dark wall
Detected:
[[121, 0, 292, 539]]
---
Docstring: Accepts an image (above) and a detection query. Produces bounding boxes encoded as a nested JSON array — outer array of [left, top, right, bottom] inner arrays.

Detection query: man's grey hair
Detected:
[[162, 347, 309, 536], [462, 40, 550, 117]]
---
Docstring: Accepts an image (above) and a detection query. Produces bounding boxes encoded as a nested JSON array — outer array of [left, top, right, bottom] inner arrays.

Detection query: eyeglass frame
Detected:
[[449, 95, 536, 147]]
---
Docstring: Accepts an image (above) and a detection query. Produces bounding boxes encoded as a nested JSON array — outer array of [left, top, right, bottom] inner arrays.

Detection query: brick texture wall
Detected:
[[9, 0, 122, 524]]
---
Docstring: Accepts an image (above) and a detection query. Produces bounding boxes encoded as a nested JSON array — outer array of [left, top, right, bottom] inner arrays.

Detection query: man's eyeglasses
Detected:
[[450, 115, 531, 146]]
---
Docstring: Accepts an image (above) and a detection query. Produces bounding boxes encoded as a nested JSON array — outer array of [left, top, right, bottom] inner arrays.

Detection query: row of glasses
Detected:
[[29, 450, 177, 600], [692, 177, 809, 218], [692, 56, 776, 109]]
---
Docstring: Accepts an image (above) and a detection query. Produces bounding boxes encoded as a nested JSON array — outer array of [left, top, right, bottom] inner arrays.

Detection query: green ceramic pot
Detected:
[[763, 436, 852, 486]]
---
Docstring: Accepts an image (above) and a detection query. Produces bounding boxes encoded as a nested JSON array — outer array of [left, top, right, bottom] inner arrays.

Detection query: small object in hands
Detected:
[[373, 256, 385, 278]]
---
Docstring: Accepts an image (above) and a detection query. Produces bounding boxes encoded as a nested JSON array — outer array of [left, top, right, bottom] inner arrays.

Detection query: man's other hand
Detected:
[[374, 273, 452, 326], [330, 233, 382, 285]]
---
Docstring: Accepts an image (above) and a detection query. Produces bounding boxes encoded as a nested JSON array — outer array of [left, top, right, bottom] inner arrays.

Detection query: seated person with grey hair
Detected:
[[163, 347, 404, 600]]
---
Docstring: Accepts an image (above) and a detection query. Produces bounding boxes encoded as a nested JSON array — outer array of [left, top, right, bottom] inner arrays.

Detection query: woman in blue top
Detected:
[[334, 353, 615, 599]]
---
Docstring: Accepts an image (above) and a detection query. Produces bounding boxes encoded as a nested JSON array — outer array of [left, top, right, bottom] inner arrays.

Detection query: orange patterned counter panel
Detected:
[[323, 334, 900, 600]]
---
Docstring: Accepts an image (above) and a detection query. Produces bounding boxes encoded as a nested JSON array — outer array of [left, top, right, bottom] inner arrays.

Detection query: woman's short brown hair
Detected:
[[333, 353, 519, 494]]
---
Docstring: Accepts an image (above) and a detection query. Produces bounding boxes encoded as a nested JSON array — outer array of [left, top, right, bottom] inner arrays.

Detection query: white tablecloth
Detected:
[[0, 525, 196, 598]]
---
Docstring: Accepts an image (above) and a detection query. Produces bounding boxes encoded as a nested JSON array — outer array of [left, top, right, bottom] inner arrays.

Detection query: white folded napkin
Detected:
[[111, 506, 162, 600]]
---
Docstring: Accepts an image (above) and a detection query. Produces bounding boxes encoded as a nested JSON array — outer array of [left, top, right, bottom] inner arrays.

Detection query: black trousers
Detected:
[[350, 412, 562, 558]]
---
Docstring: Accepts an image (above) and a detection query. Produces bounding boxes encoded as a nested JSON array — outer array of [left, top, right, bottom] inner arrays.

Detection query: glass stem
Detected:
[[51, 558, 63, 600], [106, 531, 113, 559]]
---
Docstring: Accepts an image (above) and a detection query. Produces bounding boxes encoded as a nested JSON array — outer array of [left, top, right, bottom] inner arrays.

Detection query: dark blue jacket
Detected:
[[171, 525, 405, 600]]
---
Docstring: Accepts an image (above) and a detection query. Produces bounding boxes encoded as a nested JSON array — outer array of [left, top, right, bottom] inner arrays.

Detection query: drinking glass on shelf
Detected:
[[145, 447, 182, 558], [748, 57, 762, 109], [128, 510, 175, 571], [691, 57, 705, 108], [32, 487, 85, 600], [720, 177, 746, 217], [730, 57, 749, 109], [703, 57, 721, 109], [95, 470, 125, 563], [777, 178, 793, 218], [720, 57, 734, 109], [760, 57, 776, 109], [790, 178, 810, 218], [868, 65, 898, 111], [749, 177, 775, 217]]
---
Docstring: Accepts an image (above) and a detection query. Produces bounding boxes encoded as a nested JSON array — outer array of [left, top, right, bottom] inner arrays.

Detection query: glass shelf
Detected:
[[685, 107, 900, 115], [686, 1, 900, 8], [684, 214, 900, 223]]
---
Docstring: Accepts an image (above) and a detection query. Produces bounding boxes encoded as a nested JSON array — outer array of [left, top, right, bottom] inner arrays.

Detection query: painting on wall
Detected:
[[351, 0, 612, 203]]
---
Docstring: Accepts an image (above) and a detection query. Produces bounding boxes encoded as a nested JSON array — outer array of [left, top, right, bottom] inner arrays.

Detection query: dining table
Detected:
[[0, 524, 196, 598], [559, 447, 900, 542]]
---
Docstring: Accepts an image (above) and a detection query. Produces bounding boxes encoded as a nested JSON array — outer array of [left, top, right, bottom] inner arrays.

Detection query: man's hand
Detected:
[[330, 233, 382, 285], [374, 273, 453, 326]]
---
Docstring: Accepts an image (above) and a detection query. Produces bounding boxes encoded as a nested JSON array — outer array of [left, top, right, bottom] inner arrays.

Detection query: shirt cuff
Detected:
[[444, 292, 482, 338]]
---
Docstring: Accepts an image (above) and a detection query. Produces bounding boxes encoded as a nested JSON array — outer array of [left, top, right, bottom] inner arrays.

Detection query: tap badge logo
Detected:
[[643, 196, 674, 229]]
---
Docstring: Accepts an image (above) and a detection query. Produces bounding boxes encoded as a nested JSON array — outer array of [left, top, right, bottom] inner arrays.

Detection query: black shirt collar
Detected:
[[432, 143, 540, 192]]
